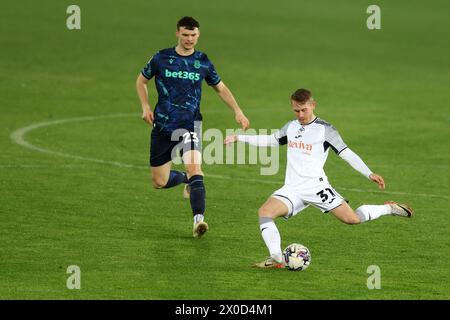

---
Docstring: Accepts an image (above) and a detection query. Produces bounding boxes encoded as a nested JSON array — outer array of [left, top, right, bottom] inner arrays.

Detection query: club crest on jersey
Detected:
[[295, 127, 305, 138], [194, 60, 201, 69]]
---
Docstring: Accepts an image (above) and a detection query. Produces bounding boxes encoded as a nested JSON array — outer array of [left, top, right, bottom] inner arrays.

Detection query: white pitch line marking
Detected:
[[9, 114, 450, 200], [0, 164, 87, 168], [10, 114, 144, 169]]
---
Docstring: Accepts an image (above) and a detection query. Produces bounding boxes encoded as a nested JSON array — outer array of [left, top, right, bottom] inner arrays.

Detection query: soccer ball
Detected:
[[283, 243, 311, 271]]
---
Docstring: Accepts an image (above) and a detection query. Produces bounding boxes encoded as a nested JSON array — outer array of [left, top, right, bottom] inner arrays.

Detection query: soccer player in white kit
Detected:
[[224, 88, 413, 268]]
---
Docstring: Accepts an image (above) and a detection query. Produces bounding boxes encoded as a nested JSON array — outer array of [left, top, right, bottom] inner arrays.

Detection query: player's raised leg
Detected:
[[183, 150, 208, 238], [331, 201, 413, 224], [151, 161, 171, 188], [254, 196, 290, 268], [149, 130, 189, 190], [151, 161, 188, 189], [330, 201, 364, 224]]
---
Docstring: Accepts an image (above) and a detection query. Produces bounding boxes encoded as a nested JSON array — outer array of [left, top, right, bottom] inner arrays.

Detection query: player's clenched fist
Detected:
[[142, 109, 154, 125], [235, 112, 250, 131]]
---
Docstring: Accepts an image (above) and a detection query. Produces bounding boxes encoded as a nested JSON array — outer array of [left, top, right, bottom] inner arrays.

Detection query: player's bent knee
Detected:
[[258, 206, 273, 218], [151, 176, 168, 189], [342, 215, 361, 225], [332, 203, 361, 225]]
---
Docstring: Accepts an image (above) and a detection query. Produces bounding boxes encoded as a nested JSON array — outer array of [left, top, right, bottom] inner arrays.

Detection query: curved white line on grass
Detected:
[[10, 114, 450, 200], [10, 113, 146, 169], [0, 164, 88, 168]]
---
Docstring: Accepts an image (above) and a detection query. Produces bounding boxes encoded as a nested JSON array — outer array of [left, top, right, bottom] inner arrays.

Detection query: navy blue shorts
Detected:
[[150, 126, 202, 167]]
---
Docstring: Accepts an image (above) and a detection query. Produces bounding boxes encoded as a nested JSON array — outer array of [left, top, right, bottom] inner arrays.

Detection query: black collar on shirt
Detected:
[[173, 47, 196, 58], [298, 116, 318, 126]]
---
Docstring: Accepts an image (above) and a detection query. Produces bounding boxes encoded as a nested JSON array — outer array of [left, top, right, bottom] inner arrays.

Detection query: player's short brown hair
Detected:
[[177, 17, 200, 30], [291, 89, 312, 104]]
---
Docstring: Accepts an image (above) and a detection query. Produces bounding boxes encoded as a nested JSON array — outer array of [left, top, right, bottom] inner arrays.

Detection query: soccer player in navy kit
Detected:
[[136, 17, 250, 238]]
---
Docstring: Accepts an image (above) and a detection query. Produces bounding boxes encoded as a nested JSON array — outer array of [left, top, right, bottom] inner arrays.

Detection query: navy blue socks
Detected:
[[163, 170, 188, 189], [188, 175, 206, 216], [163, 172, 206, 217]]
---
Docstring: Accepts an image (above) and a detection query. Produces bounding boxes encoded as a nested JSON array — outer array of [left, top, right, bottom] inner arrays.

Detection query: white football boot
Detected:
[[193, 221, 208, 238], [252, 257, 285, 269], [385, 201, 413, 218]]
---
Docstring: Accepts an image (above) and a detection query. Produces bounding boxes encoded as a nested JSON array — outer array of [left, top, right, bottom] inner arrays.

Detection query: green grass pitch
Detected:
[[0, 0, 449, 299]]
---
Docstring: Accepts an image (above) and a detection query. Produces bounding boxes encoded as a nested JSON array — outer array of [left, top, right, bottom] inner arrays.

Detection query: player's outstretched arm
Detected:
[[136, 73, 154, 125], [224, 134, 279, 147], [212, 81, 250, 130], [339, 148, 385, 189]]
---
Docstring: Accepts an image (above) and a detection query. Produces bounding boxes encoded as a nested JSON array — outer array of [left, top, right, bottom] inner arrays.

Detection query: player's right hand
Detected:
[[142, 109, 154, 125], [235, 112, 250, 131], [224, 135, 238, 145]]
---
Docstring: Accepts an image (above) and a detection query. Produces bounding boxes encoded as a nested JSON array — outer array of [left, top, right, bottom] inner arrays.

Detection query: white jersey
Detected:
[[273, 117, 347, 186]]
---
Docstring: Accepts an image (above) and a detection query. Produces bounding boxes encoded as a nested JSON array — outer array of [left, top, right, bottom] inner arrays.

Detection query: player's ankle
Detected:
[[194, 214, 204, 224]]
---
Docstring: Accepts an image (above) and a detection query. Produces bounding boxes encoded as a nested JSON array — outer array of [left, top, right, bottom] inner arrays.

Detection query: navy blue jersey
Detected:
[[141, 48, 221, 133]]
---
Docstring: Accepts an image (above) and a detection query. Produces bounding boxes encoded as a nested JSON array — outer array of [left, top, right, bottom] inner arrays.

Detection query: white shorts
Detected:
[[272, 177, 345, 219]]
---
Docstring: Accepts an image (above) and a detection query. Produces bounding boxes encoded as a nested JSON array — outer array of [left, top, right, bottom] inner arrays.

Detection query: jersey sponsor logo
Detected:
[[165, 69, 200, 81], [288, 140, 313, 152]]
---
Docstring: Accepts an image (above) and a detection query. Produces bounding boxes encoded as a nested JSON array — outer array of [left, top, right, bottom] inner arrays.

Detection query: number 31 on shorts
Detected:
[[316, 188, 336, 204]]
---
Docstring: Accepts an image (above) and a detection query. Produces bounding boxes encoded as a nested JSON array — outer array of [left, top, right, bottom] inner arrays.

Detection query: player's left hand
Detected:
[[369, 173, 385, 189], [235, 112, 250, 131], [224, 135, 238, 145]]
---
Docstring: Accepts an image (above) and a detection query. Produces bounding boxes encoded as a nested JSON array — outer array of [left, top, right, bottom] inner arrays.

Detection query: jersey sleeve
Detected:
[[324, 125, 347, 154], [339, 148, 372, 178], [204, 60, 221, 86], [273, 121, 291, 145], [237, 135, 279, 147], [141, 53, 160, 80]]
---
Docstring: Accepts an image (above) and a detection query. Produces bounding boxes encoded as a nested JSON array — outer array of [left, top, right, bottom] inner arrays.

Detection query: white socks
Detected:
[[194, 214, 204, 224], [259, 217, 283, 263], [355, 204, 392, 223], [258, 205, 393, 262]]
